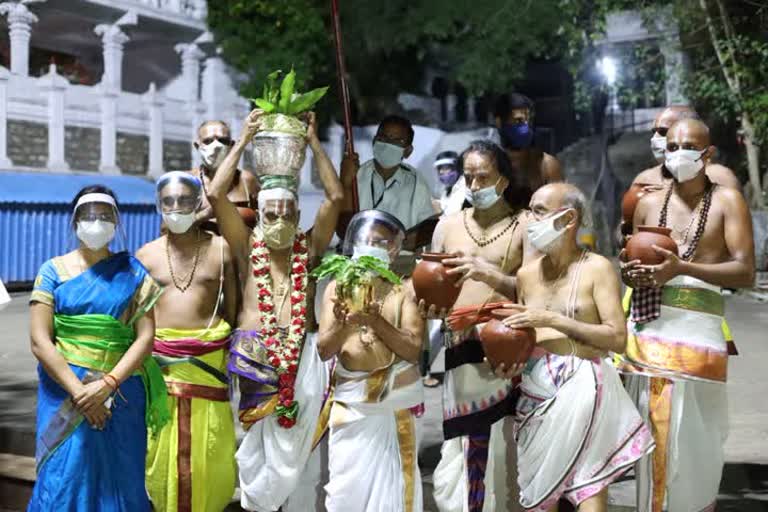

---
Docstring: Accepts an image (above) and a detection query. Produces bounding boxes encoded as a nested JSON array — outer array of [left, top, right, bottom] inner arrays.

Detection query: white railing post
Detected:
[[99, 85, 121, 174], [38, 64, 70, 172], [94, 25, 130, 90], [0, 66, 13, 167], [190, 102, 206, 168], [0, 2, 40, 77], [143, 82, 164, 177], [174, 43, 204, 103]]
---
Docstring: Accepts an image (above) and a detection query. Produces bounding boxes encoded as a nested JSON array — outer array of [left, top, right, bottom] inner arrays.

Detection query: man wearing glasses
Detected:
[[341, 115, 438, 230], [191, 120, 261, 230]]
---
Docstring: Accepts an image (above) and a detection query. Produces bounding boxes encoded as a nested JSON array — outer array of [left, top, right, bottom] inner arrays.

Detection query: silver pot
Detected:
[[251, 131, 307, 178]]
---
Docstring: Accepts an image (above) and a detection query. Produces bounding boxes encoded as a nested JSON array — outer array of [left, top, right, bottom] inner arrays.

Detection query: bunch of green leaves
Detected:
[[251, 68, 329, 116], [310, 254, 401, 288]]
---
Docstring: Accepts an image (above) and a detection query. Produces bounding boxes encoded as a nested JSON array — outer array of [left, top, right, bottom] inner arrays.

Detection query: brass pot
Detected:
[[339, 278, 374, 314]]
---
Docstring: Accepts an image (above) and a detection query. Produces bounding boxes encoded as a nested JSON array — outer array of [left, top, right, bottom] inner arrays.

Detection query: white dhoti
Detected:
[[515, 354, 654, 511], [325, 360, 424, 512], [234, 333, 330, 512], [617, 276, 730, 512]]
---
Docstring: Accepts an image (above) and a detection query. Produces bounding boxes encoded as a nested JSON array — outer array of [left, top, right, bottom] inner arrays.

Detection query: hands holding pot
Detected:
[[486, 359, 526, 380], [443, 254, 496, 287], [344, 301, 383, 327], [417, 300, 449, 320], [241, 108, 266, 142], [499, 304, 555, 329], [619, 246, 680, 288]]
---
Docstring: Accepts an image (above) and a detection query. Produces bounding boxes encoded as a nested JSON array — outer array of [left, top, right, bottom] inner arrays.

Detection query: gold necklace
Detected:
[[165, 231, 202, 293], [463, 210, 519, 248]]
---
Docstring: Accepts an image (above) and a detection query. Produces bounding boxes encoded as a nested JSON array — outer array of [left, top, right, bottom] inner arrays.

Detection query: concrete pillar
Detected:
[[99, 85, 121, 174], [174, 43, 205, 103], [201, 55, 228, 119], [143, 82, 164, 177], [38, 64, 69, 172], [0, 2, 40, 77], [94, 24, 130, 90], [0, 66, 13, 167], [190, 102, 206, 168], [661, 42, 689, 105]]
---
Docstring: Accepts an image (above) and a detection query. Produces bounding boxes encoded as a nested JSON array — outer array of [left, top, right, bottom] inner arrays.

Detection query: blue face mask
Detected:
[[499, 123, 534, 149], [438, 169, 460, 187], [373, 141, 405, 169]]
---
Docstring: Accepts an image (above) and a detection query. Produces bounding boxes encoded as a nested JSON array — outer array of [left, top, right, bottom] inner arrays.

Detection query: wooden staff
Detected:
[[330, 0, 358, 212]]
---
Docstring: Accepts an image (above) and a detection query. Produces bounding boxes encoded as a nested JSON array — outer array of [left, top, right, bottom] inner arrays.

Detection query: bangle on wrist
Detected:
[[102, 373, 119, 391]]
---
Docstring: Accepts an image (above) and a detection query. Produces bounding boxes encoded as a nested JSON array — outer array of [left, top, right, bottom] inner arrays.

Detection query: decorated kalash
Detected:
[[204, 68, 345, 512]]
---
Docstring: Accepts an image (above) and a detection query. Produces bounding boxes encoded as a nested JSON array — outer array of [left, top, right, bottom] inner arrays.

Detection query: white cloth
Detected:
[[626, 374, 728, 512], [0, 278, 10, 311], [439, 176, 467, 216], [282, 435, 328, 512], [356, 160, 436, 229], [515, 355, 654, 511], [325, 360, 424, 512], [236, 333, 329, 512], [432, 418, 521, 512]]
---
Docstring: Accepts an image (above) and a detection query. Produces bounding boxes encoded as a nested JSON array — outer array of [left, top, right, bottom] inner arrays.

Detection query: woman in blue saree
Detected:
[[28, 185, 168, 511]]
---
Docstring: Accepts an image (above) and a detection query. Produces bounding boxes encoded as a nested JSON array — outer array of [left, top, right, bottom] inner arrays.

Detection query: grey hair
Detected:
[[561, 184, 592, 228]]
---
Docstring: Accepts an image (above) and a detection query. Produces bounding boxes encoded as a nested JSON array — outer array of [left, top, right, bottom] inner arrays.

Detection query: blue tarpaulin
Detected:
[[0, 171, 160, 285], [0, 171, 156, 205]]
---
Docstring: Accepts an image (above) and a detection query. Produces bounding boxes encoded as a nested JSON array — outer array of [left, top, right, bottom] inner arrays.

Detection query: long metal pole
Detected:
[[330, 0, 358, 211]]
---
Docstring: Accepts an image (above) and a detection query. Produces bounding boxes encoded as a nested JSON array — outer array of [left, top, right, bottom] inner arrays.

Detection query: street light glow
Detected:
[[598, 56, 618, 85]]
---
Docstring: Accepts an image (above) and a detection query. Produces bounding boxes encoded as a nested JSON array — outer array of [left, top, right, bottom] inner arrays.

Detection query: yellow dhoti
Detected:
[[146, 320, 236, 512]]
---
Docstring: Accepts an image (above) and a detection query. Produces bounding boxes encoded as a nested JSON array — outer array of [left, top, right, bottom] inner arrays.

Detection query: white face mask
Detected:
[[465, 178, 502, 210], [665, 149, 705, 183], [650, 133, 667, 163], [373, 141, 405, 169], [352, 244, 391, 265], [198, 140, 228, 169], [76, 220, 116, 250], [163, 212, 196, 234], [526, 210, 570, 253]]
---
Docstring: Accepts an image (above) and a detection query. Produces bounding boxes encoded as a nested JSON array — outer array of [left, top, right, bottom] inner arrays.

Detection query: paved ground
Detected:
[[2, 291, 768, 510]]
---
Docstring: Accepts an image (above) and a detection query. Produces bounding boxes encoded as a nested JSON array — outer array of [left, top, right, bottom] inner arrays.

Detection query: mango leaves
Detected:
[[250, 68, 328, 116], [309, 253, 401, 288]]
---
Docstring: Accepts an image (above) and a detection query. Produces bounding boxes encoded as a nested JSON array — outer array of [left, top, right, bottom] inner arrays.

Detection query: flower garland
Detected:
[[250, 228, 309, 429]]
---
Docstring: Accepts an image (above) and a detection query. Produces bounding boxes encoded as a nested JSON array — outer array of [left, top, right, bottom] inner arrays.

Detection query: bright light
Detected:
[[597, 56, 618, 85]]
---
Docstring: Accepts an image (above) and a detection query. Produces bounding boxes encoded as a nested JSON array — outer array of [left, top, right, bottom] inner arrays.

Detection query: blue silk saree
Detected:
[[28, 252, 166, 512]]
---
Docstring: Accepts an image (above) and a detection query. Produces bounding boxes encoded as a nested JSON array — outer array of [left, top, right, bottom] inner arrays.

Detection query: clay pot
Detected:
[[237, 207, 257, 229], [412, 253, 461, 311], [621, 183, 653, 225], [479, 310, 536, 368], [625, 226, 678, 265]]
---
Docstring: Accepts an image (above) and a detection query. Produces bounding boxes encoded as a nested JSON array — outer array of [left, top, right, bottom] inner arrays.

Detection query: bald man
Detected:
[[499, 182, 653, 511], [633, 106, 741, 192], [619, 118, 754, 512], [191, 120, 260, 229]]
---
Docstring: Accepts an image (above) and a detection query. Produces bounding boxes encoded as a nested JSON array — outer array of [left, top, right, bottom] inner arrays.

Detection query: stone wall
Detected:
[[163, 140, 191, 171], [8, 121, 47, 168], [65, 126, 99, 171], [117, 133, 148, 175]]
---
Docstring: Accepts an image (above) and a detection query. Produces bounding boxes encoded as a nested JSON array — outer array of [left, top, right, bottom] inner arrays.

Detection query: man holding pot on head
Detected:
[[424, 140, 532, 512], [619, 118, 755, 512], [206, 108, 345, 511], [190, 119, 260, 231], [317, 209, 426, 512], [498, 182, 653, 511], [494, 93, 562, 192], [340, 115, 438, 230]]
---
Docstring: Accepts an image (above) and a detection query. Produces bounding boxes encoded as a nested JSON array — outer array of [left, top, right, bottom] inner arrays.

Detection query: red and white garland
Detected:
[[251, 228, 309, 429]]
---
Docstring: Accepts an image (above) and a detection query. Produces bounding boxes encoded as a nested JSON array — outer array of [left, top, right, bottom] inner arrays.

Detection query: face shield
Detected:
[[70, 192, 121, 250], [156, 171, 203, 215], [341, 209, 406, 264]]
